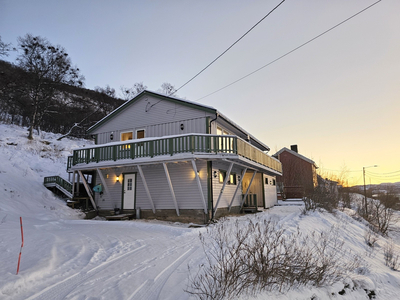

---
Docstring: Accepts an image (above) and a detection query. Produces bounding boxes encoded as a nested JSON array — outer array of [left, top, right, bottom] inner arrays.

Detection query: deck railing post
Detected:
[[85, 149, 90, 164], [169, 137, 174, 156], [190, 135, 194, 153], [150, 141, 154, 158], [130, 143, 135, 159], [113, 145, 117, 161]]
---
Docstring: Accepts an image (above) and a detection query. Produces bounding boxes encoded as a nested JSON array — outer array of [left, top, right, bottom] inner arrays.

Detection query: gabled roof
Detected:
[[273, 147, 318, 168], [87, 90, 216, 133], [87, 90, 270, 151]]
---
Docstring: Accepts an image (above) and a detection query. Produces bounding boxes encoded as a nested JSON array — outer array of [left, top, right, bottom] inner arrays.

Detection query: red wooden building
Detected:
[[273, 145, 318, 199]]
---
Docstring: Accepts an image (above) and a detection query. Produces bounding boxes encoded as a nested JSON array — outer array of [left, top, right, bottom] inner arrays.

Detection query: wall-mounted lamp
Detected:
[[213, 170, 218, 178], [110, 132, 114, 140], [116, 175, 120, 182], [106, 174, 109, 179], [180, 123, 184, 130], [197, 171, 200, 176]]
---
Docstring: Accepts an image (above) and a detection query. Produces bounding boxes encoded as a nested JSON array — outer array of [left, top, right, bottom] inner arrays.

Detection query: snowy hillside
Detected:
[[0, 124, 400, 300]]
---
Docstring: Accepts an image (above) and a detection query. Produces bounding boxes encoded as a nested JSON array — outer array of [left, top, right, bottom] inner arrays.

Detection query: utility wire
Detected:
[[365, 172, 400, 179], [197, 0, 382, 101], [365, 169, 400, 175], [172, 0, 286, 95]]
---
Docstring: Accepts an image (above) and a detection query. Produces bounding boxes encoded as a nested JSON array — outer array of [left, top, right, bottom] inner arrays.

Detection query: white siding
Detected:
[[92, 95, 213, 144], [212, 161, 243, 209], [94, 161, 208, 211]]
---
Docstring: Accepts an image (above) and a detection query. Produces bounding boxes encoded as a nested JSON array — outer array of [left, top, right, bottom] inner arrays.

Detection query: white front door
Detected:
[[123, 173, 135, 209]]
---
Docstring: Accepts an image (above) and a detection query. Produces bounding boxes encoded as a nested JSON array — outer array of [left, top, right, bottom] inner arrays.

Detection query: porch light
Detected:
[[213, 170, 218, 178], [110, 132, 114, 140], [116, 175, 120, 182]]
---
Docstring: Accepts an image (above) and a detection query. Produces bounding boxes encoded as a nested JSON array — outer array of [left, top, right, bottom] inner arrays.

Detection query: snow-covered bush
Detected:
[[186, 218, 362, 300]]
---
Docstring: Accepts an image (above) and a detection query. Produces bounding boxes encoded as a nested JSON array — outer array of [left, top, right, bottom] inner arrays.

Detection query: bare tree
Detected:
[[159, 82, 176, 96], [0, 36, 14, 57], [120, 82, 147, 100], [94, 85, 116, 98], [16, 34, 84, 139]]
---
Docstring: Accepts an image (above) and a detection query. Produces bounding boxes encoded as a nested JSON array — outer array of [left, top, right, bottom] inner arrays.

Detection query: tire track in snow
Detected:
[[128, 246, 196, 300], [25, 244, 146, 300]]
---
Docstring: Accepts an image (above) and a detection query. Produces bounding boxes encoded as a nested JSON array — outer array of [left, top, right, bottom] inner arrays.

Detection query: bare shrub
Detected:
[[302, 186, 339, 214], [358, 197, 399, 235], [383, 240, 400, 270], [340, 189, 355, 211], [364, 227, 379, 248], [186, 218, 362, 300]]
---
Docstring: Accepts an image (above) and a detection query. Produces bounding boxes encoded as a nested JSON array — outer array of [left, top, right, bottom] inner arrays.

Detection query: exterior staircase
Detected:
[[44, 176, 93, 210], [44, 176, 73, 199]]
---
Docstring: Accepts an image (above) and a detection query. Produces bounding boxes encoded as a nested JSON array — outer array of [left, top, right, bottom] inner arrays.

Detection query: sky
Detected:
[[1, 0, 400, 186]]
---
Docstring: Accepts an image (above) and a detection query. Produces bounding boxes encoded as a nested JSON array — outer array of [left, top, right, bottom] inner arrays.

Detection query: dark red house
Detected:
[[273, 145, 318, 199]]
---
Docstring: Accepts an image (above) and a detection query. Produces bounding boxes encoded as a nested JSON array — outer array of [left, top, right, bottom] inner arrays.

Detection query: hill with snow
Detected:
[[0, 123, 400, 300]]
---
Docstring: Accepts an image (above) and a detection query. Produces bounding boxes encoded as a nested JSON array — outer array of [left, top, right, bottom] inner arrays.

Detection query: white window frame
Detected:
[[135, 129, 146, 139], [120, 130, 134, 142]]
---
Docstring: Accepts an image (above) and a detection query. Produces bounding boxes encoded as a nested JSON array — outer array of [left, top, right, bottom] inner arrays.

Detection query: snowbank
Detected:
[[0, 124, 399, 300]]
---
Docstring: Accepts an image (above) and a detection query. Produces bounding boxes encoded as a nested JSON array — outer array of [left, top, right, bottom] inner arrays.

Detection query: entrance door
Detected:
[[123, 173, 136, 209]]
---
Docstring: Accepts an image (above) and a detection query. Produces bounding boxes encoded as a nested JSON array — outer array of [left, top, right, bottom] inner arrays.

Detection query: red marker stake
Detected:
[[16, 217, 24, 275]]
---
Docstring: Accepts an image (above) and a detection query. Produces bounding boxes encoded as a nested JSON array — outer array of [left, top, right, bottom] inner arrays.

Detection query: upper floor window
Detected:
[[121, 131, 133, 141], [217, 127, 232, 152], [136, 129, 145, 139]]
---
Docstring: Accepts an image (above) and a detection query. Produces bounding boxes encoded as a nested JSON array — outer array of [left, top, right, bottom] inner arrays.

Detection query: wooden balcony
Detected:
[[69, 134, 282, 174]]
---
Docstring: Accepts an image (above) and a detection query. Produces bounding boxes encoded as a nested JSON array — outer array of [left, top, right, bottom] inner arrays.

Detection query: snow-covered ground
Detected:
[[0, 123, 399, 300]]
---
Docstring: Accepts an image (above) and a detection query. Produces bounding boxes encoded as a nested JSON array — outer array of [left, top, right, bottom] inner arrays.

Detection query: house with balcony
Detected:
[[45, 90, 282, 223]]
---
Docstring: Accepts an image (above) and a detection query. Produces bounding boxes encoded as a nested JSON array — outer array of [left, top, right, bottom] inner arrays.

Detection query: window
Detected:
[[265, 178, 269, 185], [127, 178, 133, 190], [136, 129, 145, 139], [230, 173, 237, 185], [121, 131, 133, 141], [272, 179, 276, 186], [219, 170, 226, 183], [216, 127, 233, 152], [219, 170, 236, 185]]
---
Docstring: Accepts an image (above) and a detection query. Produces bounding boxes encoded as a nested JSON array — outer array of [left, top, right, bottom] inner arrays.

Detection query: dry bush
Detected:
[[383, 240, 400, 270], [364, 227, 379, 248], [358, 198, 399, 236], [186, 218, 362, 300], [302, 186, 339, 214]]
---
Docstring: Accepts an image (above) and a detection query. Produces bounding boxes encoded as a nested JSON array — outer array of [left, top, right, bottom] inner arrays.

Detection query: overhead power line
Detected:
[[172, 0, 286, 95], [366, 169, 400, 175], [197, 0, 382, 101]]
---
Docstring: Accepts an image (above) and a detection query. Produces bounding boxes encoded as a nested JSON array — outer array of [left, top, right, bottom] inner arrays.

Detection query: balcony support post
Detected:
[[96, 168, 111, 200], [213, 162, 233, 218], [240, 171, 257, 209], [137, 165, 156, 213], [77, 170, 97, 211], [163, 163, 180, 216], [229, 167, 247, 211], [191, 160, 207, 214], [71, 171, 76, 197]]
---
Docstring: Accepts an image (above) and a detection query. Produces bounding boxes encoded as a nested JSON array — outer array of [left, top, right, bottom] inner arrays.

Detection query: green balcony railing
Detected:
[[70, 134, 282, 173]]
